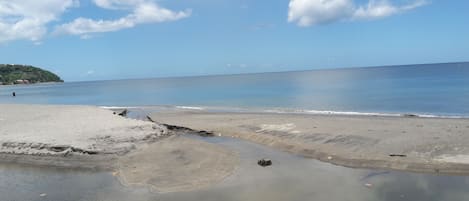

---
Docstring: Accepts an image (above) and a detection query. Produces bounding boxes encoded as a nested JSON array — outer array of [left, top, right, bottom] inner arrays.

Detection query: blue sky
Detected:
[[1, 0, 468, 81]]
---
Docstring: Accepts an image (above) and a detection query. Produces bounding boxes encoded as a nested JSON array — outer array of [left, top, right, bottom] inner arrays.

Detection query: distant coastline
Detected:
[[0, 64, 63, 85]]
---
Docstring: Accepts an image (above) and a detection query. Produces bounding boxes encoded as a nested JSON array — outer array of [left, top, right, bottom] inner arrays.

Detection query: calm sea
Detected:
[[1, 62, 468, 117]]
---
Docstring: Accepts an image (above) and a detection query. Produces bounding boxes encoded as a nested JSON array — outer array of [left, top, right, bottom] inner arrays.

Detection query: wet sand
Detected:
[[5, 135, 469, 201], [117, 135, 238, 193], [4, 103, 469, 194], [148, 109, 469, 174], [0, 104, 239, 192]]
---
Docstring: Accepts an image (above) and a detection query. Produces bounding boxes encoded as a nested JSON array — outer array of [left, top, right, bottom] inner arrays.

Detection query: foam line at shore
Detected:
[[99, 106, 139, 109], [175, 106, 204, 110], [264, 109, 467, 119], [263, 109, 400, 117], [99, 105, 468, 119]]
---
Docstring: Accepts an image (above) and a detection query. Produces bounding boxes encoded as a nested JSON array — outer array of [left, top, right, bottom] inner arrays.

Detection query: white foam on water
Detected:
[[262, 109, 468, 119], [99, 106, 139, 109], [100, 105, 468, 119], [263, 109, 400, 117], [175, 106, 205, 110]]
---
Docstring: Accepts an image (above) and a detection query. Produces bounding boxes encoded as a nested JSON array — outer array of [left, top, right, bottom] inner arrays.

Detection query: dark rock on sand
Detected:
[[258, 159, 272, 167]]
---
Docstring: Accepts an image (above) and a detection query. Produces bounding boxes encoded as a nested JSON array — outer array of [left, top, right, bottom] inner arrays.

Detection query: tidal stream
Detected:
[[2, 135, 469, 201]]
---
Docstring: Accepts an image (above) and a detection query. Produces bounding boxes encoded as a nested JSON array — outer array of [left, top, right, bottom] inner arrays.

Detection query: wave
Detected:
[[263, 109, 398, 116], [99, 106, 140, 109], [175, 106, 204, 110], [262, 109, 467, 119], [99, 105, 468, 119]]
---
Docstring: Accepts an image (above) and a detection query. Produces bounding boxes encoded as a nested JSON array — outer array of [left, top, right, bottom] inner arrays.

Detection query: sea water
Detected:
[[1, 62, 468, 117]]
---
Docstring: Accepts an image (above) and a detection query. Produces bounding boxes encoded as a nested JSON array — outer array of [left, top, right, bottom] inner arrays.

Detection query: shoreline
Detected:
[[3, 103, 469, 192], [0, 152, 118, 171], [0, 104, 239, 193], [147, 109, 469, 175], [101, 105, 469, 119], [0, 81, 63, 87]]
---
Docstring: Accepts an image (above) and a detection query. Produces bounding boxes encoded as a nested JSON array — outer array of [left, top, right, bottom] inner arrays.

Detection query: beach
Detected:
[[0, 104, 238, 193], [2, 103, 469, 194], [147, 109, 469, 174]]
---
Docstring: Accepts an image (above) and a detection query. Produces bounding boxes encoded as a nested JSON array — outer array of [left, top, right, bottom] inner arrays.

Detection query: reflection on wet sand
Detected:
[[161, 136, 469, 201], [3, 135, 469, 201]]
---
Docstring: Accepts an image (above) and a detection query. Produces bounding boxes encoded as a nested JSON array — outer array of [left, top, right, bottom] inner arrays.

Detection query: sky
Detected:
[[0, 0, 468, 81]]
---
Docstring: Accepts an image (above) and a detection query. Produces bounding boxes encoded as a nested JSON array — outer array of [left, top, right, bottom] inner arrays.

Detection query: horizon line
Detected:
[[65, 60, 469, 83]]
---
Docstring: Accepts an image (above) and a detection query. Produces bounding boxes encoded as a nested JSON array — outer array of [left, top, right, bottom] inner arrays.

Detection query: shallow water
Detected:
[[0, 163, 153, 201], [3, 135, 469, 201]]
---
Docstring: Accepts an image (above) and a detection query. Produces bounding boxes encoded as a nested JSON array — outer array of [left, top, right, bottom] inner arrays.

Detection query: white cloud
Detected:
[[0, 0, 78, 43], [54, 0, 190, 37], [353, 0, 427, 19], [0, 0, 189, 43], [288, 0, 354, 27], [93, 0, 146, 9], [288, 0, 428, 27]]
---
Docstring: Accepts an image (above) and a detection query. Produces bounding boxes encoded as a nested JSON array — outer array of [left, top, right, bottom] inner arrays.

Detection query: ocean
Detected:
[[1, 62, 468, 117]]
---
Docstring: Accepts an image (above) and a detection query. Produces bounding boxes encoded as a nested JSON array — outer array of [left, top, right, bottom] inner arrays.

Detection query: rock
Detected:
[[196, 130, 215, 137], [117, 109, 128, 117], [48, 145, 70, 152], [258, 158, 272, 167], [111, 109, 128, 116], [402, 114, 418, 118]]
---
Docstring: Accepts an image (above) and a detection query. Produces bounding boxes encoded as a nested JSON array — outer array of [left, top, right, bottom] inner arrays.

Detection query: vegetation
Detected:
[[0, 64, 63, 85]]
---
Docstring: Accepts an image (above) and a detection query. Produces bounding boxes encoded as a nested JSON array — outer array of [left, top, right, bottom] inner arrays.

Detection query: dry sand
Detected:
[[0, 104, 239, 192], [148, 110, 469, 174], [0, 104, 165, 155]]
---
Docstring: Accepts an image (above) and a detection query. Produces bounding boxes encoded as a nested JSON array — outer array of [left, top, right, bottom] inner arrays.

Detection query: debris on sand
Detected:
[[113, 109, 128, 117], [147, 116, 215, 137], [258, 158, 272, 167], [402, 114, 418, 118], [389, 154, 407, 157]]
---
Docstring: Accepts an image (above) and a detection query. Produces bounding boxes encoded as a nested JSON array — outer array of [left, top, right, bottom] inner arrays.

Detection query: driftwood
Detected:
[[389, 154, 406, 157], [146, 116, 214, 137]]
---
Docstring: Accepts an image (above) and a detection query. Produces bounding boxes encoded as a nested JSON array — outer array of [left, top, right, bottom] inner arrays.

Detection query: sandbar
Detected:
[[0, 104, 239, 192], [148, 109, 469, 174]]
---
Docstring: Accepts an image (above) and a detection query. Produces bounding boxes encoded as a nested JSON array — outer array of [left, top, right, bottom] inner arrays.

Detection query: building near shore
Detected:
[[14, 80, 30, 84]]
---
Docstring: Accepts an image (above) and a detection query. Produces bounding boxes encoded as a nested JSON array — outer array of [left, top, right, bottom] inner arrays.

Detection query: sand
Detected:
[[148, 110, 469, 174], [0, 104, 167, 155], [0, 104, 239, 192], [117, 135, 238, 193], [4, 103, 469, 192]]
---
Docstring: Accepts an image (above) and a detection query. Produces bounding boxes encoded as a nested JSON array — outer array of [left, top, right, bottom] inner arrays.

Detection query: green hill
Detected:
[[0, 64, 63, 85]]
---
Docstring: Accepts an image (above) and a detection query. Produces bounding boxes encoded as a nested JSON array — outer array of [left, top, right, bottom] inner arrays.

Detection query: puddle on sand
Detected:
[[2, 135, 469, 201], [161, 136, 469, 201], [0, 163, 154, 201]]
